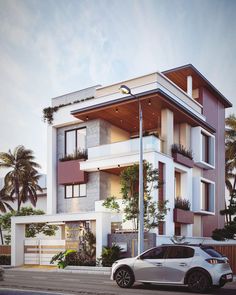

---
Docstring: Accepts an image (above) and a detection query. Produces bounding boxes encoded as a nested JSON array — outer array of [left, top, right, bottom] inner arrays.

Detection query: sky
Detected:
[[0, 0, 236, 175]]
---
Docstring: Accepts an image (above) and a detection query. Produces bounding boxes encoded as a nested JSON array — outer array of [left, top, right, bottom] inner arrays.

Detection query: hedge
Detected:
[[0, 255, 11, 265]]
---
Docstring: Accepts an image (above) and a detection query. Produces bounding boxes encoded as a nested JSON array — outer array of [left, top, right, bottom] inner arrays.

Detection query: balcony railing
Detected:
[[88, 135, 161, 160]]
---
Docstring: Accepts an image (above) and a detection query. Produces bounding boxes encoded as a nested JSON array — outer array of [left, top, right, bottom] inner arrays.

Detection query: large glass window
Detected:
[[201, 181, 210, 211], [65, 184, 86, 198], [65, 128, 86, 156], [201, 132, 209, 163]]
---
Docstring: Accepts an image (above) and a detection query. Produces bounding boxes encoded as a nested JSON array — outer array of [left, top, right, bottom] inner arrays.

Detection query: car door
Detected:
[[163, 246, 194, 284], [133, 246, 168, 283]]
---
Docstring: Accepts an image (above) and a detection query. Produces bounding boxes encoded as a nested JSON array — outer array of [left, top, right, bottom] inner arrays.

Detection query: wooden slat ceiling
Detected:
[[73, 93, 202, 133], [164, 68, 207, 92]]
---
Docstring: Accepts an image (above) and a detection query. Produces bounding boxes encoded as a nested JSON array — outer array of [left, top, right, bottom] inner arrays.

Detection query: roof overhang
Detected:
[[163, 64, 232, 108], [71, 88, 216, 134]]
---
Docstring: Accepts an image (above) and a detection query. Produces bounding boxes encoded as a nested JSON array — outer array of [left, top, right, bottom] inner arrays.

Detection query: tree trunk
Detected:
[[15, 177, 21, 212], [0, 225, 4, 245]]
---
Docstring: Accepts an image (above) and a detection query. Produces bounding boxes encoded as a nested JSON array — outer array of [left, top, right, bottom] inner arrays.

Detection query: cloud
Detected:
[[0, 0, 235, 173]]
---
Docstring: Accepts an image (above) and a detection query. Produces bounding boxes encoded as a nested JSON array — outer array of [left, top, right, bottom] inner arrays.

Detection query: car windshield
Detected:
[[202, 247, 223, 258]]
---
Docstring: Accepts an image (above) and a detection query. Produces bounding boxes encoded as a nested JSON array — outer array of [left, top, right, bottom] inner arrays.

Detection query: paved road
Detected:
[[0, 269, 235, 295]]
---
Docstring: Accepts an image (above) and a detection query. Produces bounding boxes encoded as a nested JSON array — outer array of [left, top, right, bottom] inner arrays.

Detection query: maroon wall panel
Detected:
[[58, 160, 88, 185], [200, 87, 225, 236]]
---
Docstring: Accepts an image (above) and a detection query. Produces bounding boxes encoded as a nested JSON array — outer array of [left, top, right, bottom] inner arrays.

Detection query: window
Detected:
[[191, 127, 215, 169], [65, 128, 86, 156], [65, 184, 86, 198], [140, 247, 167, 260], [201, 132, 209, 163], [201, 181, 210, 211], [166, 246, 194, 259], [202, 247, 223, 258]]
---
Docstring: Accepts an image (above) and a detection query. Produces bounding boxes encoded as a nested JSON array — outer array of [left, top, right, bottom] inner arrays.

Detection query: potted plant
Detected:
[[171, 144, 194, 168], [173, 197, 194, 224]]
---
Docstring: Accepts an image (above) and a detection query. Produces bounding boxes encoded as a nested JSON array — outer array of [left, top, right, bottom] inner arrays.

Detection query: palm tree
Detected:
[[19, 169, 43, 208], [0, 189, 14, 244], [0, 145, 41, 211], [225, 115, 236, 223]]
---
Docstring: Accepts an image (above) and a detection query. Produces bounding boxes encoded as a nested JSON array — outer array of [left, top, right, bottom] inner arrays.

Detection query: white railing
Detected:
[[88, 135, 160, 160]]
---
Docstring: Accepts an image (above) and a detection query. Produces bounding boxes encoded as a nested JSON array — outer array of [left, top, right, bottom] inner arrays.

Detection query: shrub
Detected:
[[50, 249, 76, 269], [100, 245, 121, 267], [171, 144, 193, 160], [65, 251, 96, 266], [0, 255, 11, 265], [175, 197, 191, 211], [59, 148, 88, 162]]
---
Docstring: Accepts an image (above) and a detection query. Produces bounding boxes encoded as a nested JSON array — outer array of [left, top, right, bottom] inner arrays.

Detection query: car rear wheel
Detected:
[[115, 267, 134, 288], [187, 270, 211, 293]]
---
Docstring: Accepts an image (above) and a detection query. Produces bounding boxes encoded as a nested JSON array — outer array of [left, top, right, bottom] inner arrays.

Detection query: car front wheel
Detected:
[[115, 267, 134, 288], [187, 270, 211, 293]]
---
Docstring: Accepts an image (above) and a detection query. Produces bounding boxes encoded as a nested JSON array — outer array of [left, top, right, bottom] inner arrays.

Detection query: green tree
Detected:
[[0, 189, 14, 244], [103, 162, 169, 231], [0, 207, 58, 244], [0, 145, 42, 211], [212, 114, 236, 240]]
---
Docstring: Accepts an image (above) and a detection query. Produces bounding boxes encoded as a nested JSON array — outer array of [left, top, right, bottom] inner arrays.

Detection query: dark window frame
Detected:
[[64, 184, 86, 199], [201, 181, 210, 211], [64, 127, 86, 156], [201, 131, 210, 164]]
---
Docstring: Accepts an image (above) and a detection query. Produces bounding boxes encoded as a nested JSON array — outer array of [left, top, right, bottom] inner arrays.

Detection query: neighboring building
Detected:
[[11, 64, 232, 266]]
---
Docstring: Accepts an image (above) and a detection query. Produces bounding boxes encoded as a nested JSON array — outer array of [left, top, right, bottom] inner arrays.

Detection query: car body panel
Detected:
[[111, 244, 233, 289]]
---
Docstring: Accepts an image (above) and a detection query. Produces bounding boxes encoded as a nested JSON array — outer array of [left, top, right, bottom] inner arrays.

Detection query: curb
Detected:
[[3, 266, 111, 275]]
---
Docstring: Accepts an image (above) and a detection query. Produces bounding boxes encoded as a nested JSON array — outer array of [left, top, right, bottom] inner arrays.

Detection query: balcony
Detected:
[[58, 159, 88, 185], [173, 208, 194, 224], [80, 135, 161, 171]]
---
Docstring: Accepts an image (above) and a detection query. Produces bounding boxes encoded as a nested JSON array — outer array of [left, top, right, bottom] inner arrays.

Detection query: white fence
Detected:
[[24, 239, 65, 265]]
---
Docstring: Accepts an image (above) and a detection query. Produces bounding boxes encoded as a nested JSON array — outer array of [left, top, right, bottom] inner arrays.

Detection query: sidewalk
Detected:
[[2, 265, 111, 275]]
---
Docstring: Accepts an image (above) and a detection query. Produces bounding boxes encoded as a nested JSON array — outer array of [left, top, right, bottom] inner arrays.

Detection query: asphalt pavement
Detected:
[[0, 269, 235, 295]]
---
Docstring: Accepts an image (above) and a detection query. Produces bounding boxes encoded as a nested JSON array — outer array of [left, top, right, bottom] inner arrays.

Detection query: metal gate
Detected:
[[24, 239, 65, 265]]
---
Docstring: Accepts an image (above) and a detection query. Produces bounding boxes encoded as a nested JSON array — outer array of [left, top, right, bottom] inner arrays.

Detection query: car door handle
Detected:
[[155, 263, 162, 266], [179, 263, 187, 267]]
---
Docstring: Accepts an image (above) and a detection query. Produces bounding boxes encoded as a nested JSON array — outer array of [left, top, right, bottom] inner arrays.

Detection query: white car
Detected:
[[111, 244, 233, 293]]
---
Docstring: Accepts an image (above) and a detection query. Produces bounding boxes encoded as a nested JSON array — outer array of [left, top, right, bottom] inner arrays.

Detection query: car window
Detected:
[[166, 246, 194, 259], [202, 247, 223, 258], [141, 247, 167, 259]]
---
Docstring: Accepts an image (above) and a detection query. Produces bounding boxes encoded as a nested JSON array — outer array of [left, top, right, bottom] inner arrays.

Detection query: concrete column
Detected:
[[187, 76, 193, 97], [47, 125, 57, 214], [11, 220, 25, 266], [161, 109, 174, 156], [164, 161, 175, 236], [96, 213, 111, 260], [179, 123, 191, 149]]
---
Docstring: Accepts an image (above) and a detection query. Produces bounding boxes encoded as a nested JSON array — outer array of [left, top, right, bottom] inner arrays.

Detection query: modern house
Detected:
[[11, 64, 232, 266]]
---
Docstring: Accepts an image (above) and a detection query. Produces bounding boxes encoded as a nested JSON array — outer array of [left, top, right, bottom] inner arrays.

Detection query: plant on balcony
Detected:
[[171, 144, 193, 160], [102, 161, 169, 231], [43, 96, 94, 125], [175, 197, 191, 211], [59, 148, 88, 162], [43, 106, 59, 125]]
